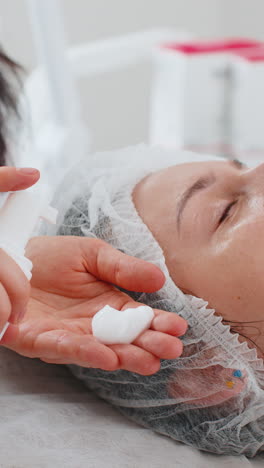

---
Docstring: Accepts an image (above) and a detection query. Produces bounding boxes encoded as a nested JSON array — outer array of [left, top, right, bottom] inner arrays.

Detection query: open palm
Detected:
[[2, 236, 187, 375]]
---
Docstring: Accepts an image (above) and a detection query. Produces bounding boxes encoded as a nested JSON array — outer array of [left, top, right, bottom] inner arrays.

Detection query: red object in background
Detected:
[[161, 39, 262, 55], [233, 47, 264, 62]]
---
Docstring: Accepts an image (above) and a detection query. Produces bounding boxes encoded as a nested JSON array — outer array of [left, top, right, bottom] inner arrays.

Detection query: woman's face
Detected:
[[133, 159, 264, 354]]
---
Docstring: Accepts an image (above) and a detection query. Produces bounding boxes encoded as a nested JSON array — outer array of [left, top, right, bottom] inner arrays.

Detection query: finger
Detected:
[[0, 250, 30, 324], [0, 283, 11, 331], [40, 358, 72, 364], [59, 301, 187, 342], [59, 314, 184, 363], [0, 322, 19, 345], [0, 167, 40, 192], [80, 238, 165, 293], [108, 343, 161, 375], [118, 302, 188, 337], [133, 330, 183, 360], [24, 329, 119, 371], [151, 310, 188, 336]]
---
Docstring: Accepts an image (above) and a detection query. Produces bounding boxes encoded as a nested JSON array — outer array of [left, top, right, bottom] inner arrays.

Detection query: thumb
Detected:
[[0, 167, 40, 192], [81, 238, 165, 293]]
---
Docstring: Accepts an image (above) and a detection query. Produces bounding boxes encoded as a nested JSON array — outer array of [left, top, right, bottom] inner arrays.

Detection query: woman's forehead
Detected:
[[151, 160, 228, 187], [134, 160, 230, 209]]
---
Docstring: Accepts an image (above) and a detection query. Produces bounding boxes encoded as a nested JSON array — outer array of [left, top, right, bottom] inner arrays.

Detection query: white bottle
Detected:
[[0, 184, 58, 339]]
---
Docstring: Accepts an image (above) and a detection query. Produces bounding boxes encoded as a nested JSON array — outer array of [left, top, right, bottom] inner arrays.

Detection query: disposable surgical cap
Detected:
[[45, 145, 264, 457]]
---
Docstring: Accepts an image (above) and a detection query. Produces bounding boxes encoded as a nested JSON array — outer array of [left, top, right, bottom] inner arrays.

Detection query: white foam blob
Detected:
[[92, 304, 154, 344]]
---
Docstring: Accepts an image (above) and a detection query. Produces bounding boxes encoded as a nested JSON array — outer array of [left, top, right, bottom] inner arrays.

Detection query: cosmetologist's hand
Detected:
[[1, 236, 187, 375], [0, 166, 39, 332]]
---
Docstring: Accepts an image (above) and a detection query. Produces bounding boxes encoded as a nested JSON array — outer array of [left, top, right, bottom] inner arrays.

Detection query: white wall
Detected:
[[0, 0, 263, 152]]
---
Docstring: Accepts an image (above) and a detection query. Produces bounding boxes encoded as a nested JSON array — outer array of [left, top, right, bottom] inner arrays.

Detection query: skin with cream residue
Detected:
[[133, 160, 264, 355]]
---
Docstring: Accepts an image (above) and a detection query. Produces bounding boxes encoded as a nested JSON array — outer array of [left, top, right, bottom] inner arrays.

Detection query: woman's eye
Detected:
[[218, 201, 237, 225]]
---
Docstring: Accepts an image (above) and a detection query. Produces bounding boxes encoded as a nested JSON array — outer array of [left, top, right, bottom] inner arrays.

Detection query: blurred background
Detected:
[[0, 0, 264, 163]]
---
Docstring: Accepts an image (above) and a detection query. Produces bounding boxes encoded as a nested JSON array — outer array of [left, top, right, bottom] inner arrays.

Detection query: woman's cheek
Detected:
[[207, 224, 264, 320]]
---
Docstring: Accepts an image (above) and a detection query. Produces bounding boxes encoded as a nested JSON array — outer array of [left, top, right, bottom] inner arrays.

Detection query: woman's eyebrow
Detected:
[[229, 159, 246, 170], [176, 173, 216, 233], [176, 160, 245, 233]]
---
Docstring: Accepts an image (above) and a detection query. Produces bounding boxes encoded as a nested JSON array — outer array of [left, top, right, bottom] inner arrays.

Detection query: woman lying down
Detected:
[[46, 144, 264, 457]]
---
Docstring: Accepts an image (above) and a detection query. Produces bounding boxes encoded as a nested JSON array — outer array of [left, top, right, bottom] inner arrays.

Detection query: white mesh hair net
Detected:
[[45, 145, 264, 457]]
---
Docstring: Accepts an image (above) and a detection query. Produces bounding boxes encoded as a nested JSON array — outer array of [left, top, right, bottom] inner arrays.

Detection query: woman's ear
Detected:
[[168, 365, 247, 407]]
